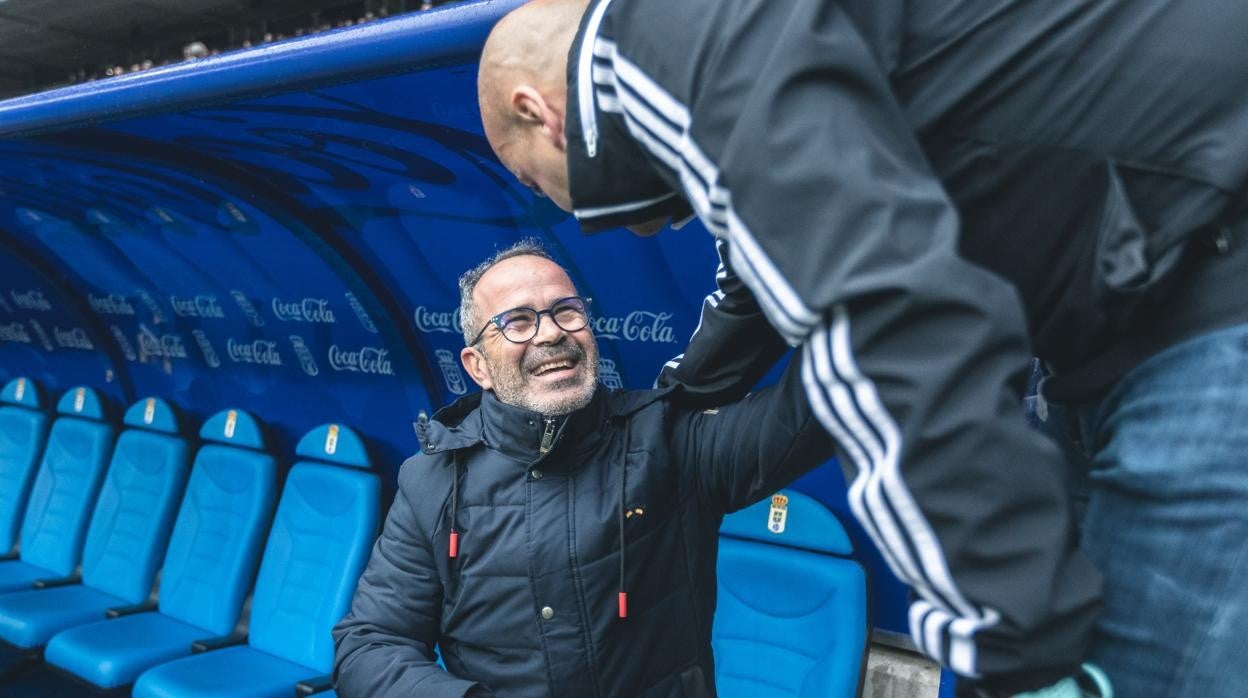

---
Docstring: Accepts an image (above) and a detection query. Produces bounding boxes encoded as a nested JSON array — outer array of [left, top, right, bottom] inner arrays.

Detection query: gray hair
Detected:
[[458, 238, 557, 345]]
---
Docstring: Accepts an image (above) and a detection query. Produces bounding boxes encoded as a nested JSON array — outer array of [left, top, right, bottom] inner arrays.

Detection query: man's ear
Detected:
[[460, 346, 493, 390], [511, 85, 567, 152]]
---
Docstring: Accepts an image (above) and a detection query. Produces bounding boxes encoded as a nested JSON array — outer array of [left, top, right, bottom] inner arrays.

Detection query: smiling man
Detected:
[[332, 240, 835, 697]]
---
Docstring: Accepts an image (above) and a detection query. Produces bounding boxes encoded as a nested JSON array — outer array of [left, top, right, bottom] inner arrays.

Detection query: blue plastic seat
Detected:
[[0, 387, 113, 595], [45, 408, 278, 689], [0, 397, 190, 649], [713, 489, 868, 698], [132, 422, 379, 698], [0, 378, 49, 555]]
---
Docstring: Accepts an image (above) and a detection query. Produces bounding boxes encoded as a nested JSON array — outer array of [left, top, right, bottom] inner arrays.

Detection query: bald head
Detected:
[[479, 0, 587, 136], [477, 0, 589, 211]]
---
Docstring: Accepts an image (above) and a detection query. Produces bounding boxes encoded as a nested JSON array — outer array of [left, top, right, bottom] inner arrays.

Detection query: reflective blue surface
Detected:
[[0, 0, 908, 636]]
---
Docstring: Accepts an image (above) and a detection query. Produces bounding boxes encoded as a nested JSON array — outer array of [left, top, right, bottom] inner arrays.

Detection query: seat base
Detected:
[[132, 645, 320, 698], [46, 612, 209, 689]]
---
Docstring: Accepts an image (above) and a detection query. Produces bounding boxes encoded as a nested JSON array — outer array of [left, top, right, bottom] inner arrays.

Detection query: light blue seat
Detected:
[[0, 378, 49, 555], [132, 423, 380, 698], [713, 489, 868, 698], [0, 387, 113, 595], [0, 397, 190, 649], [45, 408, 278, 689]]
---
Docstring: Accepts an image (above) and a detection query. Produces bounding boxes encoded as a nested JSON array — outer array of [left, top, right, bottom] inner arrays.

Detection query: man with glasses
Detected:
[[333, 240, 836, 697]]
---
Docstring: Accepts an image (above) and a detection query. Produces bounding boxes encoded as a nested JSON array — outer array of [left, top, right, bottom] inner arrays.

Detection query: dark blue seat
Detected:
[[713, 489, 868, 698], [0, 378, 49, 555], [0, 397, 190, 649], [132, 422, 379, 698], [45, 408, 278, 689], [0, 387, 113, 595]]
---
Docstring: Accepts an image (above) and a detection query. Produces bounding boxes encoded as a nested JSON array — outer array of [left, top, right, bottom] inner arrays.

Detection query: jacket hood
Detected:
[[417, 383, 674, 459]]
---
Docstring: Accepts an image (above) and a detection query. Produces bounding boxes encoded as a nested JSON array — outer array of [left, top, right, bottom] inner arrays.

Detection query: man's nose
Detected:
[[531, 314, 567, 345]]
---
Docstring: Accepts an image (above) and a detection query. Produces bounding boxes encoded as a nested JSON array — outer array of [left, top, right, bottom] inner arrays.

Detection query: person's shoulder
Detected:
[[605, 385, 676, 418], [396, 450, 454, 495]]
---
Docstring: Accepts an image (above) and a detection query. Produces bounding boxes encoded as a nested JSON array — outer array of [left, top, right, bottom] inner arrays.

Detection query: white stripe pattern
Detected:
[[581, 31, 1002, 677]]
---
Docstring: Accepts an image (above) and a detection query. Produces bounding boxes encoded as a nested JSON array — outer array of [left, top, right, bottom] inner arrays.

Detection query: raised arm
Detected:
[[671, 347, 832, 515], [333, 460, 485, 698], [655, 238, 788, 408]]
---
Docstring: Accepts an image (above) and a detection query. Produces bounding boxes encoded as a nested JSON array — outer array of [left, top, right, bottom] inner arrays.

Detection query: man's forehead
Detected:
[[476, 256, 577, 309]]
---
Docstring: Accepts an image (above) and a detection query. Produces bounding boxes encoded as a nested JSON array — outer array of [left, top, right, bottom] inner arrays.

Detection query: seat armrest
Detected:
[[0, 548, 19, 561], [107, 599, 159, 618], [295, 674, 334, 696], [191, 632, 248, 654], [33, 573, 82, 589]]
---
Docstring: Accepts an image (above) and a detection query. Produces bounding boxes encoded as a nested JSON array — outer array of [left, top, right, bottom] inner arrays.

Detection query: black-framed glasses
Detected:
[[469, 296, 593, 345]]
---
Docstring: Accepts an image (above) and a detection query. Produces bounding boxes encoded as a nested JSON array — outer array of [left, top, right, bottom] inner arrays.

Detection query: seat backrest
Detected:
[[249, 423, 379, 672], [714, 490, 868, 698], [157, 408, 277, 636], [81, 398, 190, 604], [19, 387, 114, 576], [0, 378, 49, 553]]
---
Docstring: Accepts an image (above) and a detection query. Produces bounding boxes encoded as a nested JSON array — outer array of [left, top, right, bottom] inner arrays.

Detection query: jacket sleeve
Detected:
[[332, 459, 486, 698], [672, 347, 833, 514], [655, 238, 789, 408], [604, 0, 1101, 687]]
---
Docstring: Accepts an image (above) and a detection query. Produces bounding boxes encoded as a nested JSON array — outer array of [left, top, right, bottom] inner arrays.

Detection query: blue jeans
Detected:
[[1044, 322, 1248, 697]]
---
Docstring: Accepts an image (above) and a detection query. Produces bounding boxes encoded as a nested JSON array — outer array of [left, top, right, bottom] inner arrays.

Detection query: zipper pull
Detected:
[[539, 417, 556, 454]]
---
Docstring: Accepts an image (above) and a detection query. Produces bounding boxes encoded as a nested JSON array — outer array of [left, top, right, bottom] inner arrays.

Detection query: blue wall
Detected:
[[0, 0, 909, 637]]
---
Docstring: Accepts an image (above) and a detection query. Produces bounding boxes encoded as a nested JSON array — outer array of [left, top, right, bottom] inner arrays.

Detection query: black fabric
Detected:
[[332, 357, 832, 697], [562, 0, 1248, 688]]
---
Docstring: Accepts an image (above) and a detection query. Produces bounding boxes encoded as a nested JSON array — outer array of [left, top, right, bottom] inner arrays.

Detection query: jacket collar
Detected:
[[564, 0, 693, 234], [418, 383, 674, 463]]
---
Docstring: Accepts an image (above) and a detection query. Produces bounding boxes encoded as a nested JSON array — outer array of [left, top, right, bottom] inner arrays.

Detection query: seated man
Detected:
[[333, 240, 833, 697]]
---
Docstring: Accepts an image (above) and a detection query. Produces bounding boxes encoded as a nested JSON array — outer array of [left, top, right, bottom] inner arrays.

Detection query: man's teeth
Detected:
[[533, 360, 574, 375]]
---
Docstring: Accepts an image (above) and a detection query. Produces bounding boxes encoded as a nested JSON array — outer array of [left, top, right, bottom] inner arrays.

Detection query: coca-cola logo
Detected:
[[272, 297, 336, 324], [170, 295, 225, 319], [0, 322, 31, 344], [590, 311, 677, 343], [88, 293, 136, 316], [328, 344, 394, 375], [138, 332, 188, 361], [53, 326, 94, 351], [11, 290, 52, 312], [413, 305, 462, 335], [227, 338, 283, 366]]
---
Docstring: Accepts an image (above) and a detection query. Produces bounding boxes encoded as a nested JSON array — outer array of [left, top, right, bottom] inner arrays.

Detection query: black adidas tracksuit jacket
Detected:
[[563, 0, 1248, 691]]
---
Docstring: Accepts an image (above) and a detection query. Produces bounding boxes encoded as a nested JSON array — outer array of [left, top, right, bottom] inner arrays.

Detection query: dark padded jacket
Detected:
[[563, 0, 1248, 690], [332, 355, 831, 697]]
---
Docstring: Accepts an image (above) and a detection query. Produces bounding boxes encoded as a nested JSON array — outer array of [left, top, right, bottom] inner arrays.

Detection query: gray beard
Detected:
[[486, 344, 600, 416]]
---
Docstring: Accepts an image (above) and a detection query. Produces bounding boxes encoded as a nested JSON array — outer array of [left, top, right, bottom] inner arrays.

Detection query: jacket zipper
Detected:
[[539, 417, 557, 454]]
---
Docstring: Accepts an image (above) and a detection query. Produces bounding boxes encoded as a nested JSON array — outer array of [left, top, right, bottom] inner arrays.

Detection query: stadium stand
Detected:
[[0, 397, 189, 650], [44, 407, 278, 689], [0, 378, 49, 557], [0, 387, 113, 595], [714, 489, 869, 697], [129, 422, 378, 698]]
